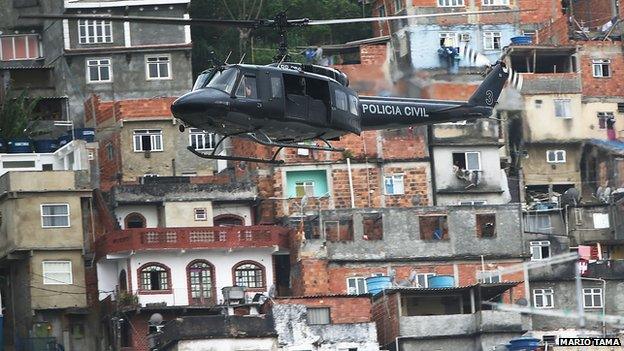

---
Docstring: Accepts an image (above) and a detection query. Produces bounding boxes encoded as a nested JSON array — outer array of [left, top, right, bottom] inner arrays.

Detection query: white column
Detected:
[[124, 21, 131, 47], [183, 13, 191, 44], [62, 20, 70, 49]]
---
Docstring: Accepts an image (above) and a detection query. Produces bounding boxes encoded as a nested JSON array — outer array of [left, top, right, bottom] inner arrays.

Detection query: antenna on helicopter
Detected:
[[238, 53, 246, 64], [224, 51, 232, 65]]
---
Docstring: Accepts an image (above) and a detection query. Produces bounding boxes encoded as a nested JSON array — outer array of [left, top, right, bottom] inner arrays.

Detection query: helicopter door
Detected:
[[283, 74, 308, 121], [263, 72, 285, 120]]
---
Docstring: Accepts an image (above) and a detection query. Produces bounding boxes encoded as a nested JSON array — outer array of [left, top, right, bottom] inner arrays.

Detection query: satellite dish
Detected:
[[561, 188, 580, 206], [515, 298, 528, 307], [148, 313, 163, 325], [300, 195, 309, 209]]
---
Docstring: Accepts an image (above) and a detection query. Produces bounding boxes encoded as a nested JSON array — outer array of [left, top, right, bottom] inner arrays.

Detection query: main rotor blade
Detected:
[[307, 9, 530, 26], [19, 14, 261, 28]]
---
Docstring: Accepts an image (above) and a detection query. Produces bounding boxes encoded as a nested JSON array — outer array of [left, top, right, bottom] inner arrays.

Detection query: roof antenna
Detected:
[[224, 51, 232, 64], [238, 52, 246, 64]]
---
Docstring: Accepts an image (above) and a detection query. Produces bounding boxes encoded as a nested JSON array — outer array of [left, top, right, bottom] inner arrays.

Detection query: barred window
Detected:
[[234, 262, 265, 288], [140, 264, 169, 291]]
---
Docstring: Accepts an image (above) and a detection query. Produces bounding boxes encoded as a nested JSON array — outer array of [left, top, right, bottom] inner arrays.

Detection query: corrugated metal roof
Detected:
[[275, 293, 371, 300], [586, 138, 624, 155], [372, 281, 522, 300]]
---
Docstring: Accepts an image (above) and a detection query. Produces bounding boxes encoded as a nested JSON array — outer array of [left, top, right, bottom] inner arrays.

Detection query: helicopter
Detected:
[[22, 10, 524, 163]]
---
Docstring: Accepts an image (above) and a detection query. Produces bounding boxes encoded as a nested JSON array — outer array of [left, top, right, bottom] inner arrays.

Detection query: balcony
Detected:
[[96, 225, 291, 256], [520, 73, 581, 94]]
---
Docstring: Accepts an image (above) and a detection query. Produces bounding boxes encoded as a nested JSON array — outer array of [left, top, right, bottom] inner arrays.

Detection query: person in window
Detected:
[[607, 115, 616, 140], [238, 76, 257, 99]]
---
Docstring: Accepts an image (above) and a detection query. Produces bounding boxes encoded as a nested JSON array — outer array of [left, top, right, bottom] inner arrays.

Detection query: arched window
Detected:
[[118, 269, 127, 293], [138, 263, 170, 292], [125, 213, 146, 229], [213, 214, 244, 226], [233, 261, 265, 289], [186, 260, 215, 305]]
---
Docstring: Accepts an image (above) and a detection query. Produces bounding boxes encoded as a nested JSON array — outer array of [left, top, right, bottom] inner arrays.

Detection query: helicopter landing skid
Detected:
[[187, 133, 344, 164]]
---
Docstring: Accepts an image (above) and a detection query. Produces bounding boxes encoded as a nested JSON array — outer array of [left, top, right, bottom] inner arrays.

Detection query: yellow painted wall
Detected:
[[523, 144, 581, 187], [163, 201, 214, 227], [581, 101, 624, 139], [30, 250, 87, 309]]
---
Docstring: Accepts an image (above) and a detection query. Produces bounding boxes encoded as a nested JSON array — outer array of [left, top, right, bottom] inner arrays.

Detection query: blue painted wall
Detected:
[[285, 170, 329, 198], [407, 24, 520, 70]]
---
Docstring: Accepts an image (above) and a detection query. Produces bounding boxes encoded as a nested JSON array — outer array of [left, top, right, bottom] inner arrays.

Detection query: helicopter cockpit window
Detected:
[[205, 68, 239, 93], [349, 95, 359, 116], [235, 75, 258, 99], [335, 90, 348, 111], [192, 71, 211, 91]]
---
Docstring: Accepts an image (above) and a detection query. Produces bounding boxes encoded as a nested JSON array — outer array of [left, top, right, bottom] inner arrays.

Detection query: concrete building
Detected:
[[289, 204, 528, 304], [273, 295, 379, 351], [0, 167, 94, 350], [372, 284, 530, 350], [93, 178, 292, 351]]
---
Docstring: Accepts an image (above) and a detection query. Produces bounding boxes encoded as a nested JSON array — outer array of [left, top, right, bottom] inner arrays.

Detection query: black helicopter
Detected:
[[23, 10, 521, 163]]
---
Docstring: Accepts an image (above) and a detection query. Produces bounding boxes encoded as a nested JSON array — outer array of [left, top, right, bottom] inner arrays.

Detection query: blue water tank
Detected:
[[33, 139, 59, 153], [428, 275, 455, 288], [8, 139, 33, 153], [73, 128, 96, 142], [57, 134, 73, 147], [511, 36, 533, 45], [0, 139, 6, 153], [366, 276, 392, 295], [507, 337, 540, 350]]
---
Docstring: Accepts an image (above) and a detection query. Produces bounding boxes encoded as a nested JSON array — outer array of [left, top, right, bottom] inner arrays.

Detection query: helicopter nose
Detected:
[[171, 90, 208, 117]]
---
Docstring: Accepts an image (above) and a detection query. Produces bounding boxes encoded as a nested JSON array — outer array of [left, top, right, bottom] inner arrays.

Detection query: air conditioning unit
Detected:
[[460, 33, 471, 42], [618, 102, 624, 113], [297, 148, 310, 156]]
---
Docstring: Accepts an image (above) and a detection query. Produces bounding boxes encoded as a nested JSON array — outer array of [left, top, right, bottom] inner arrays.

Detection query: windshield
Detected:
[[205, 68, 239, 93], [192, 70, 212, 91]]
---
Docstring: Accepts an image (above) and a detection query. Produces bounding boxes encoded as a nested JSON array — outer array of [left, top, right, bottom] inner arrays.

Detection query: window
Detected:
[[349, 95, 359, 116], [125, 213, 146, 229], [384, 174, 405, 195], [459, 200, 487, 205], [86, 58, 112, 83], [419, 215, 449, 240], [189, 129, 216, 150], [78, 20, 112, 44], [583, 288, 603, 308], [592, 59, 611, 77], [597, 112, 614, 129], [307, 307, 330, 325], [439, 32, 458, 47], [477, 270, 501, 283], [295, 181, 315, 197], [347, 277, 367, 294], [106, 143, 114, 160], [133, 129, 163, 152], [41, 204, 70, 228], [194, 208, 207, 221], [530, 241, 551, 260], [476, 213, 496, 238], [483, 31, 502, 50], [0, 34, 41, 60], [335, 90, 348, 111], [139, 264, 170, 291], [42, 261, 72, 285], [554, 99, 572, 118], [362, 213, 383, 240], [414, 273, 436, 288], [452, 151, 481, 171], [378, 5, 386, 17], [324, 219, 354, 242], [187, 260, 214, 305], [235, 75, 258, 99], [146, 55, 171, 80], [533, 288, 554, 308], [234, 261, 265, 288], [393, 0, 403, 12], [534, 99, 543, 108], [483, 0, 509, 5], [438, 0, 464, 6], [546, 150, 566, 163], [525, 214, 552, 233], [270, 77, 282, 99]]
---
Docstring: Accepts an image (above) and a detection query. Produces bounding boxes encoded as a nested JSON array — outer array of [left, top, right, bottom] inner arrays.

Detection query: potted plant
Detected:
[[0, 89, 43, 153]]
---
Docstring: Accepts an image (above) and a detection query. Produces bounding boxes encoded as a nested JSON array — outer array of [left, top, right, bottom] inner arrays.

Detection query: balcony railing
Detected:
[[96, 225, 291, 256]]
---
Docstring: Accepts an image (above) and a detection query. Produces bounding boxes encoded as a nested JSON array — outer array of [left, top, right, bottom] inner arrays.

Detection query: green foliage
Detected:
[[0, 89, 42, 140], [116, 291, 139, 307], [190, 0, 372, 76]]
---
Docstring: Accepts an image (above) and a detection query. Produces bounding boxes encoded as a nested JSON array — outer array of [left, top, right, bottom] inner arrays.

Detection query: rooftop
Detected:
[[586, 139, 624, 155], [373, 282, 521, 301]]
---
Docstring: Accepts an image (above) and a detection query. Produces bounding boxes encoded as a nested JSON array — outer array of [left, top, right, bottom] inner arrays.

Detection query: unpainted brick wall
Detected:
[[276, 296, 372, 324]]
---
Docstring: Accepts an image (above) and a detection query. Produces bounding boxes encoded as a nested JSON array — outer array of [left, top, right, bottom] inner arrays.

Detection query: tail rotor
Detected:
[[458, 42, 523, 91]]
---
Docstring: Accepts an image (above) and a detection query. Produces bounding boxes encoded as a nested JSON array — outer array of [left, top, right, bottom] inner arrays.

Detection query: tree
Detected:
[[0, 89, 42, 140]]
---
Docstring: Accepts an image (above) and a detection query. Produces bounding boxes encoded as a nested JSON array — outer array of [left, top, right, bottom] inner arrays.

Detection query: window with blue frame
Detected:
[[384, 174, 404, 195], [285, 170, 328, 198]]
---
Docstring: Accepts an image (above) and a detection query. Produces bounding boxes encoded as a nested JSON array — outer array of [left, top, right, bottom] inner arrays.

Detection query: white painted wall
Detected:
[[0, 140, 89, 177], [212, 203, 253, 225], [124, 249, 275, 306], [173, 337, 278, 351], [163, 201, 213, 227], [97, 261, 119, 301], [115, 205, 159, 229]]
